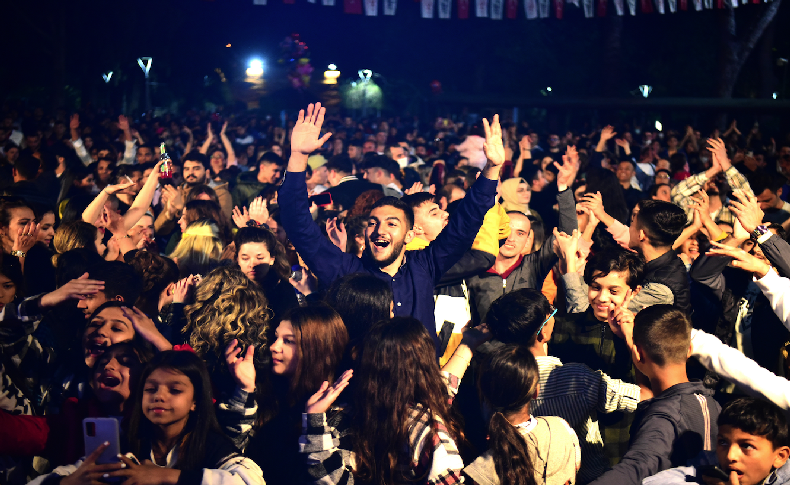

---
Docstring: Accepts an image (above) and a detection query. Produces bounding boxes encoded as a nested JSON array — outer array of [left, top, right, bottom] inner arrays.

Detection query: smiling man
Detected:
[[466, 146, 580, 326], [278, 103, 505, 350]]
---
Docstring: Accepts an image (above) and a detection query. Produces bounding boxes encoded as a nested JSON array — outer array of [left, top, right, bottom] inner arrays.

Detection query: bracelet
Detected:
[[246, 220, 261, 228], [10, 250, 26, 258]]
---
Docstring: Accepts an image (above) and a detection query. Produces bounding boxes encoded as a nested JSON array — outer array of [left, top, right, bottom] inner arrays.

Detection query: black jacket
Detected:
[[324, 178, 383, 211], [643, 249, 691, 315], [589, 381, 720, 485]]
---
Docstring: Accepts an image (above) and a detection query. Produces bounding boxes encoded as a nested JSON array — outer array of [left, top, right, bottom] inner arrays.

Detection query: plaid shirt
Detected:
[[0, 296, 54, 416], [670, 166, 752, 225], [298, 372, 464, 485], [532, 356, 641, 483], [550, 309, 636, 468]]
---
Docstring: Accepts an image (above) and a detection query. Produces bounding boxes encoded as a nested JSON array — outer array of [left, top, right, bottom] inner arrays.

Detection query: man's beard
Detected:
[[365, 237, 405, 268], [185, 175, 205, 187]]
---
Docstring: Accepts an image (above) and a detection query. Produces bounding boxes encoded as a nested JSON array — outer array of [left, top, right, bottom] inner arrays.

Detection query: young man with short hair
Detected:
[[589, 304, 720, 485], [76, 261, 142, 318], [278, 103, 505, 349], [233, 151, 285, 208]]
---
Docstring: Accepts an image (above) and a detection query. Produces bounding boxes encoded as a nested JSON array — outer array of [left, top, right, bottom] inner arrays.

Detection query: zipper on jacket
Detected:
[[503, 278, 507, 295]]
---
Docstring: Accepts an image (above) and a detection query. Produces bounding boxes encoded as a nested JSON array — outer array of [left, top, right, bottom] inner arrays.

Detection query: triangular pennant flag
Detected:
[[345, 0, 363, 13], [583, 0, 594, 16], [323, 0, 335, 5], [476, 0, 489, 16], [693, 0, 702, 8], [421, 0, 434, 16], [667, 0, 676, 11], [438, 0, 452, 16], [555, 0, 564, 17], [597, 0, 606, 16], [491, 0, 504, 18], [641, 0, 652, 12], [627, 0, 636, 13], [703, 0, 712, 9], [613, 0, 624, 15], [383, 0, 397, 13], [654, 0, 665, 13], [253, 0, 267, 4], [679, 0, 686, 9], [365, 0, 378, 14], [458, 0, 470, 17], [308, 0, 316, 4], [507, 0, 518, 17]]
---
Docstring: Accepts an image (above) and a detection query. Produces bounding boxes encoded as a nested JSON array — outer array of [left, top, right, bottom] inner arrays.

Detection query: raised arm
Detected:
[[69, 114, 93, 166], [279, 104, 358, 285], [691, 328, 790, 410], [200, 124, 214, 155], [220, 122, 237, 166], [596, 125, 616, 153], [82, 182, 135, 226], [512, 135, 532, 178], [182, 126, 194, 155], [120, 160, 163, 231]]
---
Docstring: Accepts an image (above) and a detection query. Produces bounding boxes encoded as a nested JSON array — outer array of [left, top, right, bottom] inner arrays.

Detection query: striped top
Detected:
[[530, 356, 641, 484]]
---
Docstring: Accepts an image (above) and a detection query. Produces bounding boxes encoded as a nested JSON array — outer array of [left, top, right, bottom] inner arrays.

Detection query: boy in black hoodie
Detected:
[[589, 304, 720, 485]]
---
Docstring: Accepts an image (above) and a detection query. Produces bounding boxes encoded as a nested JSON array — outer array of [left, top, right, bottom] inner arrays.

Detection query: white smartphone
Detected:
[[83, 418, 121, 464]]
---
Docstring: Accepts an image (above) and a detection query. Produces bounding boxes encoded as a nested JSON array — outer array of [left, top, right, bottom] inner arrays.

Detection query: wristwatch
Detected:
[[11, 250, 26, 258], [752, 225, 771, 244]]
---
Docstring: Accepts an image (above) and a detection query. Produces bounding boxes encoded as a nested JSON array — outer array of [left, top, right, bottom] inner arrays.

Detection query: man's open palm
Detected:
[[291, 102, 332, 156]]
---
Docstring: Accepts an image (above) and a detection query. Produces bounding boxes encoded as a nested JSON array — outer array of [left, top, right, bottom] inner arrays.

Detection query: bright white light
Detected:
[[328, 64, 337, 70], [102, 71, 113, 83], [358, 69, 372, 81], [655, 121, 663, 131], [547, 87, 552, 92], [774, 92, 778, 100], [137, 57, 152, 77], [247, 59, 264, 77], [639, 84, 652, 98]]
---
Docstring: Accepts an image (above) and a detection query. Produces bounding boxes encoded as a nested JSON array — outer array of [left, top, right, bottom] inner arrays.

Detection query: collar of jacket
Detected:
[[487, 255, 525, 279]]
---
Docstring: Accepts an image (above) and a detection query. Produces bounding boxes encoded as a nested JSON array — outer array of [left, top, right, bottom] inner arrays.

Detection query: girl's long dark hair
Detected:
[[477, 345, 540, 485], [352, 317, 462, 485], [127, 351, 223, 471]]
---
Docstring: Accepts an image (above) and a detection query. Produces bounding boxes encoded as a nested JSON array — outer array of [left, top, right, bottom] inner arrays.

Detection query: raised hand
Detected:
[[289, 266, 317, 296], [707, 138, 730, 171], [121, 307, 172, 351], [555, 146, 580, 192], [206, 123, 214, 140], [482, 114, 505, 168], [291, 103, 332, 157], [225, 339, 257, 393], [221, 122, 228, 136], [103, 182, 135, 195], [306, 369, 353, 414], [249, 197, 269, 225], [232, 206, 251, 229], [707, 241, 771, 278], [70, 114, 80, 132], [519, 135, 532, 152], [327, 217, 347, 252], [608, 290, 635, 343], [404, 182, 424, 196], [40, 273, 105, 307], [729, 190, 764, 234], [601, 125, 617, 141], [118, 115, 130, 133]]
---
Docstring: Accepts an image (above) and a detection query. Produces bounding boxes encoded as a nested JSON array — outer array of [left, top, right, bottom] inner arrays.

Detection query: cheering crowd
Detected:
[[0, 101, 790, 485]]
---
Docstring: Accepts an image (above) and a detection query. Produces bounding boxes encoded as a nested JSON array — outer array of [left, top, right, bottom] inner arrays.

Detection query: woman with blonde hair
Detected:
[[51, 221, 105, 267], [183, 265, 271, 394], [169, 220, 222, 278]]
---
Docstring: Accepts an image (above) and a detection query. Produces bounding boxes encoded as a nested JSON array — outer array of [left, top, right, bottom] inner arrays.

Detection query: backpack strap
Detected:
[[539, 417, 552, 482], [694, 394, 712, 451]]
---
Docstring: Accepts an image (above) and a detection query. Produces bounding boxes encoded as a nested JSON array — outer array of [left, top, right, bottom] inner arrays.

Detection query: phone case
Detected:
[[83, 418, 121, 464]]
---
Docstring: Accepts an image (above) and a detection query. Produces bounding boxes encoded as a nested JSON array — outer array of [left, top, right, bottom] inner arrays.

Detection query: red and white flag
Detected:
[[345, 0, 363, 13], [525, 0, 538, 18], [476, 0, 489, 16], [365, 0, 378, 14], [458, 0, 470, 17], [491, 0, 504, 18], [422, 0, 434, 17], [438, 0, 451, 16], [555, 0, 564, 18]]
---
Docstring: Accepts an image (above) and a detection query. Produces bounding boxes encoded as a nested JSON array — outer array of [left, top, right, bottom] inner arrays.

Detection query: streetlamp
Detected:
[[324, 64, 340, 84], [639, 85, 652, 98], [358, 69, 372, 116], [102, 72, 113, 83], [137, 57, 153, 111]]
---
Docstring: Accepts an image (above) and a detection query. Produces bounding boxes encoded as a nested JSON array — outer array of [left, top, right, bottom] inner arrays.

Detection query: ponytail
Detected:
[[488, 411, 538, 485]]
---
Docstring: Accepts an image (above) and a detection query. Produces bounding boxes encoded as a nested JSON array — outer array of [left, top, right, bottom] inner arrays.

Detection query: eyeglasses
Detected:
[[536, 306, 557, 336]]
